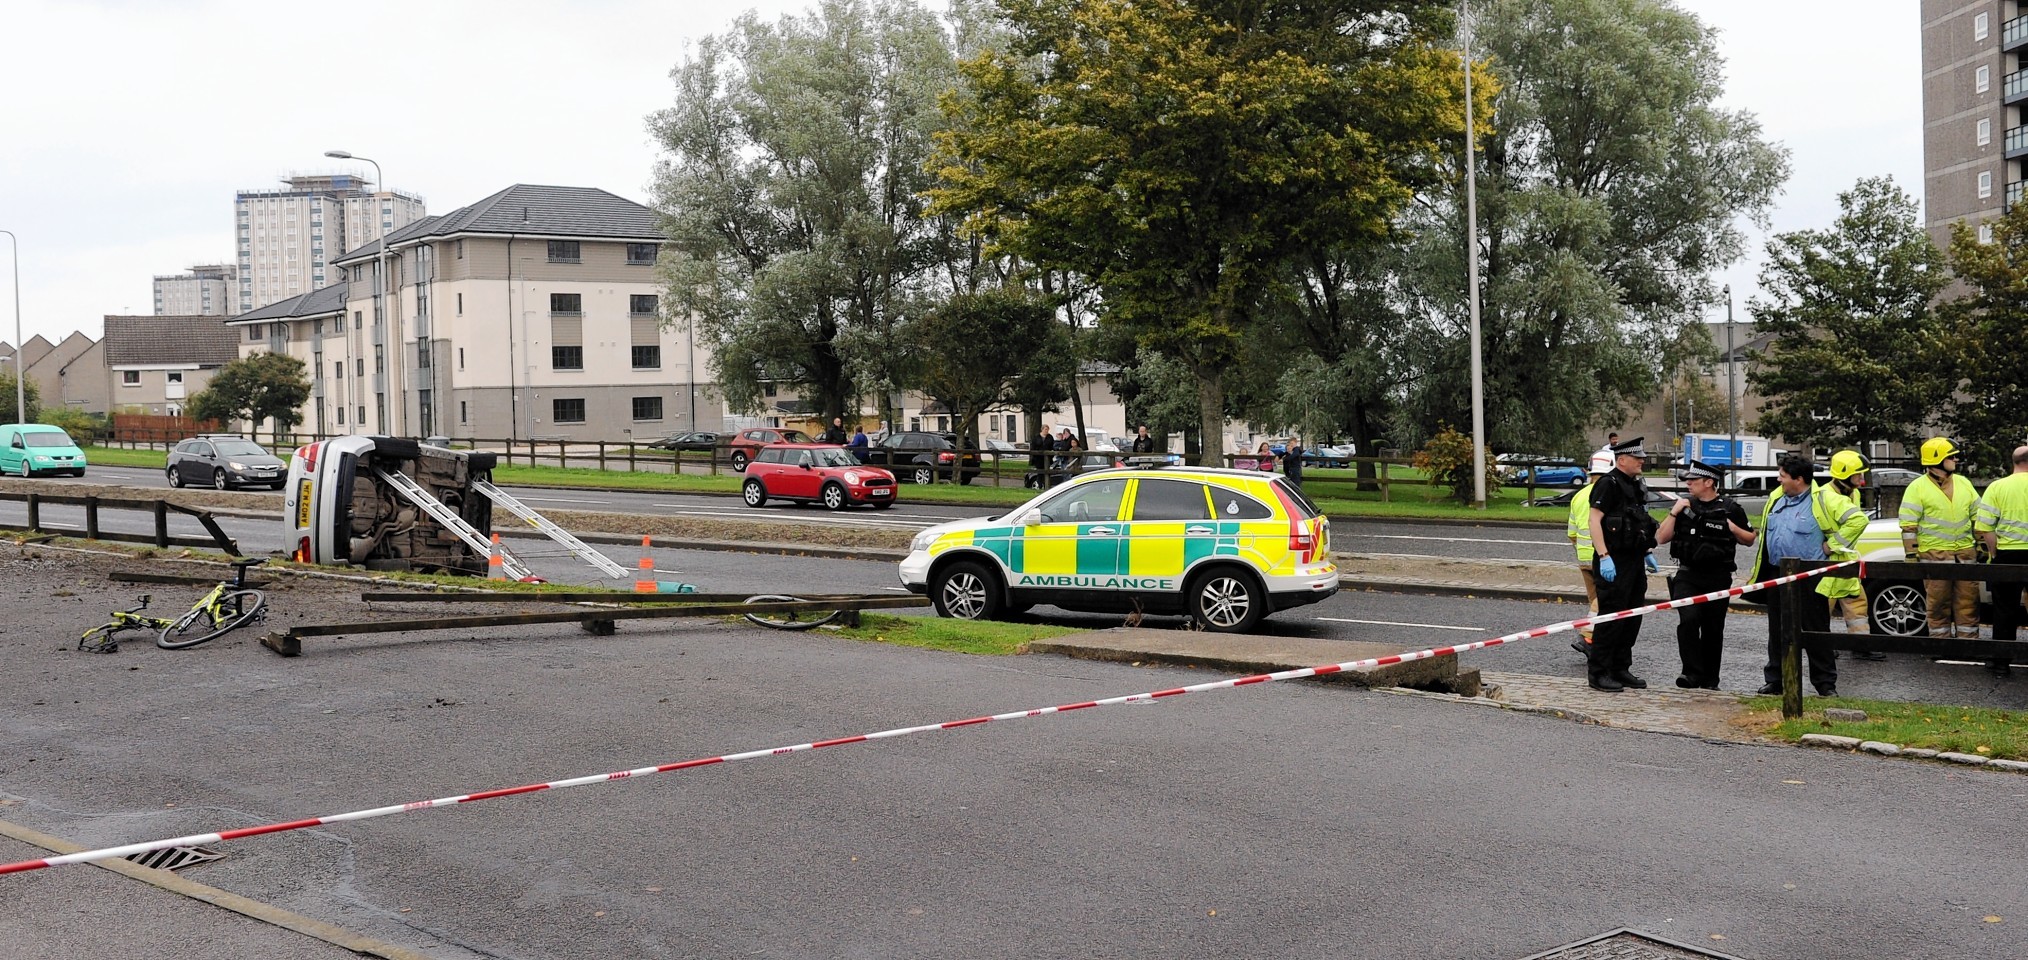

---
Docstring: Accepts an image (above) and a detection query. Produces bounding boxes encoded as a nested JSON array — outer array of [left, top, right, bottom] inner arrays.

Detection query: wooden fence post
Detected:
[[1780, 557, 1804, 719], [153, 500, 169, 548]]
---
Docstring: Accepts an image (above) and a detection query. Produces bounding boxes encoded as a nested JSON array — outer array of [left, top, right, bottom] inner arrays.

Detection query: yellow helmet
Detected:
[[1829, 450, 1868, 480], [1920, 437, 1960, 467]]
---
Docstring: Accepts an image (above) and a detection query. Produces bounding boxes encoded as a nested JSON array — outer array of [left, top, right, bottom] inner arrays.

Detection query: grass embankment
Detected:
[[1747, 696, 2028, 760], [825, 612, 1082, 655], [83, 446, 168, 469]]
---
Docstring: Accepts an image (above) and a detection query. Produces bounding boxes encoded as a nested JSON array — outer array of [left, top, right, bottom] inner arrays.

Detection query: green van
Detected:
[[0, 424, 87, 477]]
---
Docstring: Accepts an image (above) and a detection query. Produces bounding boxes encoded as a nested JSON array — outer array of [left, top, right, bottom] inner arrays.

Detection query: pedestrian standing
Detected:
[[1254, 441, 1275, 472], [1130, 425, 1156, 454], [1051, 428, 1074, 487], [822, 416, 847, 446], [1655, 460, 1755, 689], [1826, 451, 1885, 660], [1975, 444, 2028, 676], [1748, 455, 1865, 697], [1585, 436, 1659, 692], [1567, 452, 1613, 655], [848, 426, 869, 462], [1283, 437, 1305, 491], [1901, 437, 1980, 641]]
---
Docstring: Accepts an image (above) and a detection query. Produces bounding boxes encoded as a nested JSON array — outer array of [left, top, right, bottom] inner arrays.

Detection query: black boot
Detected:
[[1611, 670, 1648, 689], [1588, 672, 1624, 692]]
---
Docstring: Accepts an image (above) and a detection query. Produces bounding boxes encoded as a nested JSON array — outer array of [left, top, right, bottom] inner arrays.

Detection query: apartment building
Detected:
[[102, 316, 240, 416], [1922, 2, 2014, 248], [152, 264, 236, 316], [230, 183, 722, 441], [234, 174, 424, 314]]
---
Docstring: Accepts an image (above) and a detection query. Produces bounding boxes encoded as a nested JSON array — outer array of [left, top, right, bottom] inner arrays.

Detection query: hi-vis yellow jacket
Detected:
[[1567, 482, 1596, 563], [1900, 472, 1977, 553]]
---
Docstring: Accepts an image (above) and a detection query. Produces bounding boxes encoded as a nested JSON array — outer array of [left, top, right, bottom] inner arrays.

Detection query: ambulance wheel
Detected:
[[741, 479, 767, 507], [1187, 566, 1263, 633], [932, 560, 1001, 622]]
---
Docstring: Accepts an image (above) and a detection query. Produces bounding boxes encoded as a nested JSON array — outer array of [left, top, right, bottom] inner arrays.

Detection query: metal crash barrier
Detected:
[[1, 492, 239, 554]]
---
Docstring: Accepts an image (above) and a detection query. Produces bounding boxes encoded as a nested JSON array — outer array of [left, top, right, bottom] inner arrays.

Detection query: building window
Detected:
[[417, 342, 431, 369], [1981, 223, 1995, 243], [460, 400, 468, 424], [1979, 118, 1992, 146], [121, 370, 140, 386], [374, 345, 385, 374], [546, 240, 581, 263], [356, 358, 365, 376], [553, 398, 586, 423], [456, 239, 465, 259], [354, 310, 363, 330], [552, 345, 584, 370], [1977, 65, 1991, 94], [1976, 12, 1990, 40], [632, 396, 664, 421], [334, 361, 344, 379], [338, 406, 345, 425], [313, 319, 324, 336], [632, 345, 661, 369], [626, 243, 658, 265], [166, 371, 182, 385], [456, 292, 463, 315], [1980, 171, 1993, 198], [247, 324, 263, 341], [458, 347, 465, 370], [629, 294, 657, 315], [550, 293, 582, 314]]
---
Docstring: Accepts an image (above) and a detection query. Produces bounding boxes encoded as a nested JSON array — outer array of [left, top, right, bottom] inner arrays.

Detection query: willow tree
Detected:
[[932, 0, 1470, 465]]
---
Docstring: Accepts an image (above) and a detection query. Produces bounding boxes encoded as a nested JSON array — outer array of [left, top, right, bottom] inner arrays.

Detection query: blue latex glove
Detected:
[[1644, 554, 1659, 573], [1599, 556, 1617, 582]]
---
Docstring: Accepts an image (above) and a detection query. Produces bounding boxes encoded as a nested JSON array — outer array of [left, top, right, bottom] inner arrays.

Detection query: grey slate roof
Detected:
[[333, 184, 661, 265], [228, 282, 351, 325], [102, 316, 241, 367]]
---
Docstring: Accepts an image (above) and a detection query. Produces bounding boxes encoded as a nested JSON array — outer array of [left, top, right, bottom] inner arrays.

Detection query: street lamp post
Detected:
[[0, 230, 23, 425], [1461, 5, 1488, 509], [324, 151, 400, 436]]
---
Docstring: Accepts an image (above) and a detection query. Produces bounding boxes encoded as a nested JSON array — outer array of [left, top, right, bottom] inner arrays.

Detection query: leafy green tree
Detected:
[[1747, 177, 1948, 451], [1938, 202, 2028, 470], [933, 0, 1469, 465], [185, 352, 311, 435], [650, 0, 971, 426], [0, 368, 42, 425], [907, 288, 1061, 446], [1398, 0, 1786, 454]]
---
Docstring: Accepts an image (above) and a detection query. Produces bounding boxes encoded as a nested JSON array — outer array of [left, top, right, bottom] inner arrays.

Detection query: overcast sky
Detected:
[[0, 0, 1919, 347]]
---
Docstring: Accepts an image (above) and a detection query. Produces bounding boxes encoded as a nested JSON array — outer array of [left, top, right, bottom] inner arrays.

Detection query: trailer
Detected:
[[1680, 433, 1773, 468]]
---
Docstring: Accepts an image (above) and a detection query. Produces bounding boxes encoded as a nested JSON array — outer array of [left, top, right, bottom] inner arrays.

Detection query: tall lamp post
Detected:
[[324, 150, 399, 436], [0, 230, 22, 426], [1461, 5, 1489, 509]]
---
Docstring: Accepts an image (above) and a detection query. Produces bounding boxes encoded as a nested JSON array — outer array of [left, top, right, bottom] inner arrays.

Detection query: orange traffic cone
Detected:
[[634, 535, 655, 593], [488, 533, 507, 580]]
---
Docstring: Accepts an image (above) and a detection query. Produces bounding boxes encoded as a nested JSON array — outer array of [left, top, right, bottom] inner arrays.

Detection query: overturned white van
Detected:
[[283, 436, 501, 575]]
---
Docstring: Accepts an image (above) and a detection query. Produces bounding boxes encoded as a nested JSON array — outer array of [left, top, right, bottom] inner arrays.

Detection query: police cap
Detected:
[[1681, 459, 1723, 482], [1610, 436, 1645, 458]]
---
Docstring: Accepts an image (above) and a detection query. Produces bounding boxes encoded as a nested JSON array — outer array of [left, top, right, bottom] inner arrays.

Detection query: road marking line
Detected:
[[1315, 617, 1483, 632], [508, 496, 612, 505], [1354, 533, 1564, 546]]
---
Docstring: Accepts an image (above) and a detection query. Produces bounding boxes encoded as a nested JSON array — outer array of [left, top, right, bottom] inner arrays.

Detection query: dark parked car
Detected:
[[167, 435, 287, 490], [1025, 451, 1124, 488], [727, 427, 814, 471], [1523, 486, 1682, 511], [645, 430, 720, 452], [857, 431, 981, 484]]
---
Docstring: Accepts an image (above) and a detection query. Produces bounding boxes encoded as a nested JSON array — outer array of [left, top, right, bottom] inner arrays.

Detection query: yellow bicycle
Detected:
[[77, 596, 176, 654], [82, 558, 269, 653]]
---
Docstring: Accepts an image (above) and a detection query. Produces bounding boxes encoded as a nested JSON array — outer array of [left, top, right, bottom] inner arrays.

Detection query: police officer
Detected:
[[1585, 437, 1659, 692], [1655, 460, 1755, 689], [1566, 451, 1612, 655], [1975, 444, 2028, 675], [1902, 437, 1980, 640]]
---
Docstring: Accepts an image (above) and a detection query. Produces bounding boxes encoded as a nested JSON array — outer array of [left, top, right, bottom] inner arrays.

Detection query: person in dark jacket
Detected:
[[821, 417, 847, 445], [1655, 459, 1755, 689], [1585, 436, 1659, 692], [1130, 425, 1156, 453], [1283, 437, 1305, 491], [848, 427, 869, 461]]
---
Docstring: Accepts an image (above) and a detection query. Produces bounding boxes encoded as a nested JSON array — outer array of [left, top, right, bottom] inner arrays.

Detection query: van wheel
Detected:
[[741, 479, 767, 507], [1867, 580, 1927, 637], [932, 561, 1001, 622], [167, 467, 185, 488], [1188, 567, 1263, 633], [17, 460, 31, 478], [821, 482, 846, 510]]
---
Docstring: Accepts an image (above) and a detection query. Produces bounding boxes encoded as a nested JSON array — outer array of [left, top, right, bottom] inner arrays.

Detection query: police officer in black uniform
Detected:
[[1655, 459, 1756, 689], [1585, 437, 1660, 691]]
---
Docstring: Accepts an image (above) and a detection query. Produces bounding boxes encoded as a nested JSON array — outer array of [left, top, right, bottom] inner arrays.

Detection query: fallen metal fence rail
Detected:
[[0, 492, 238, 554]]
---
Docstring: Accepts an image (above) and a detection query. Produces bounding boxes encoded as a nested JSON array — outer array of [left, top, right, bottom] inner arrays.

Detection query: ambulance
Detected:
[[899, 463, 1337, 632]]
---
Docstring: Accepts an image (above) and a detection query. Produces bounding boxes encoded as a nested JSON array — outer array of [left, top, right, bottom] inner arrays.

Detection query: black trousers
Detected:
[[1763, 577, 1836, 693], [1994, 549, 2028, 645], [1589, 554, 1647, 677], [1671, 569, 1732, 688]]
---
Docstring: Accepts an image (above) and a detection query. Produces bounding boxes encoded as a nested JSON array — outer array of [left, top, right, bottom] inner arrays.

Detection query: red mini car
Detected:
[[741, 443, 897, 510]]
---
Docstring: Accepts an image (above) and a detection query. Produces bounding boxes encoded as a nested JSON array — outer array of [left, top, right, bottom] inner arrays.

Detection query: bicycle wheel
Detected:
[[741, 594, 843, 631], [157, 590, 267, 650]]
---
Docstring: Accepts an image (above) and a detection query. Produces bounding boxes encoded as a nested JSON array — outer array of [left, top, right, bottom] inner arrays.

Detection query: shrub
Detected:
[[1411, 423, 1503, 502]]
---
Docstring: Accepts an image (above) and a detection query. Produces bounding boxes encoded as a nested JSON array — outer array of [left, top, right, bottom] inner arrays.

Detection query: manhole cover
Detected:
[[1519, 929, 1746, 960], [125, 845, 224, 872]]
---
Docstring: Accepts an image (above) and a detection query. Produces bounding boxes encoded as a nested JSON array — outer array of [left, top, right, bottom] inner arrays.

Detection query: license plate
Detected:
[[871, 488, 891, 496], [295, 479, 313, 528]]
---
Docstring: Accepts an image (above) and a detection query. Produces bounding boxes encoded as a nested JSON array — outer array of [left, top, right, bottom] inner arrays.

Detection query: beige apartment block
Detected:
[[1922, 1, 2014, 249], [232, 183, 723, 441], [234, 174, 424, 315], [152, 264, 235, 317]]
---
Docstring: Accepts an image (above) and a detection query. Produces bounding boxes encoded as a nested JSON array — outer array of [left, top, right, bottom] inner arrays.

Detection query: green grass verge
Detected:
[[822, 612, 1084, 655], [1748, 695, 2028, 760], [83, 446, 168, 469]]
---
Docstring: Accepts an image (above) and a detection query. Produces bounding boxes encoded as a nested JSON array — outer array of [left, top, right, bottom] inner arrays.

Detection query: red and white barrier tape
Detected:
[[0, 560, 1853, 877]]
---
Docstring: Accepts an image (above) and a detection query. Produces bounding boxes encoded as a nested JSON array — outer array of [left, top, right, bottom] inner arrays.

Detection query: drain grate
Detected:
[[124, 845, 224, 872], [1518, 929, 1747, 960]]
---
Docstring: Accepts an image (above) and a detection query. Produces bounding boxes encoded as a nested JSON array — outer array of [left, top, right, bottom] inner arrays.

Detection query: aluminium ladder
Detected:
[[471, 479, 629, 580], [372, 467, 539, 581]]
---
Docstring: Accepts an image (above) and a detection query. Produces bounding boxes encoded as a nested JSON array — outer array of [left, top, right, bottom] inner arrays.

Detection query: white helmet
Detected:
[[1588, 452, 1612, 475]]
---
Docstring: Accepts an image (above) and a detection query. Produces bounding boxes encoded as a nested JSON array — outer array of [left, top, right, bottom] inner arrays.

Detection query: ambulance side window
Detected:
[[1212, 489, 1274, 520], [1132, 479, 1213, 521], [1036, 478, 1129, 524]]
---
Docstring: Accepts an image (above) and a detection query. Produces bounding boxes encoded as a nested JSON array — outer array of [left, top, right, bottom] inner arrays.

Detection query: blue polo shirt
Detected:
[[1765, 490, 1825, 563]]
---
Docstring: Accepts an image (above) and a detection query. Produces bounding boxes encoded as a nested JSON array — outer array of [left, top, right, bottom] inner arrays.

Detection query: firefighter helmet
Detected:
[[1920, 437, 1961, 467], [1829, 450, 1869, 480], [1588, 452, 1612, 475]]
